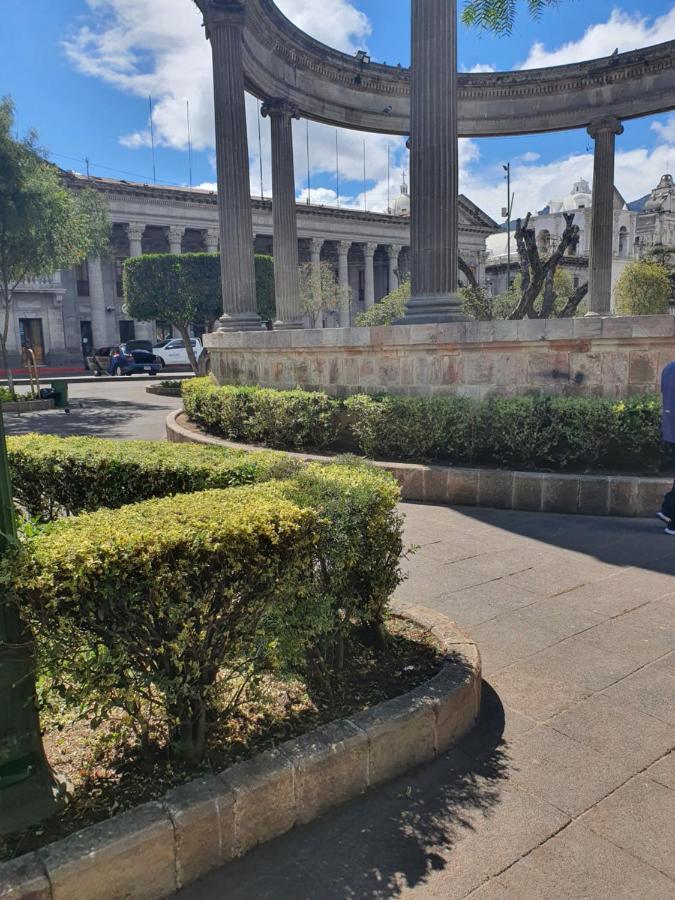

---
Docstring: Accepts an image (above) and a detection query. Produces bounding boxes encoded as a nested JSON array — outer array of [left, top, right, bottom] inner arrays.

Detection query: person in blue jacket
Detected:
[[658, 359, 675, 533]]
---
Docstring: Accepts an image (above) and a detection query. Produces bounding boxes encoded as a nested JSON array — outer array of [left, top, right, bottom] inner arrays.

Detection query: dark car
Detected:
[[88, 344, 161, 377]]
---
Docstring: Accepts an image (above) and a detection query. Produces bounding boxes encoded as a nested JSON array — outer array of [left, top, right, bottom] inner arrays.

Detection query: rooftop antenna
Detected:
[[85, 156, 91, 179], [363, 139, 367, 211], [148, 95, 157, 184], [186, 99, 193, 188], [257, 100, 264, 199], [306, 119, 311, 205], [387, 142, 391, 213], [335, 129, 340, 209]]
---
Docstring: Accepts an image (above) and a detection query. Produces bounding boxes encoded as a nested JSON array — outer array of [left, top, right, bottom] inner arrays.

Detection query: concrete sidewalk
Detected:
[[180, 504, 675, 900]]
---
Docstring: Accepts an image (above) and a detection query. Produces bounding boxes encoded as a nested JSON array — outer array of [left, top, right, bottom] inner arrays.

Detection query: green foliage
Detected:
[[8, 434, 298, 521], [0, 387, 36, 403], [613, 259, 672, 316], [255, 254, 276, 321], [4, 488, 320, 763], [298, 260, 348, 326], [182, 378, 340, 451], [461, 0, 562, 34], [355, 280, 410, 326], [344, 392, 666, 472]]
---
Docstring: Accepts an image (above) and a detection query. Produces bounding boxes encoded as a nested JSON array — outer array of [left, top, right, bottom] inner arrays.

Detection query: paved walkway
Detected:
[[181, 503, 675, 900]]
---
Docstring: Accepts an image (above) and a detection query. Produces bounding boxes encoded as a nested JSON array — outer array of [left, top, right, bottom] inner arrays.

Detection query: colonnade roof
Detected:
[[194, 0, 674, 137]]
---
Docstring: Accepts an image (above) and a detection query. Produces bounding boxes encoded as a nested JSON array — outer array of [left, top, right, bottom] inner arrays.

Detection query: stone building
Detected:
[[485, 174, 675, 305], [9, 172, 496, 367]]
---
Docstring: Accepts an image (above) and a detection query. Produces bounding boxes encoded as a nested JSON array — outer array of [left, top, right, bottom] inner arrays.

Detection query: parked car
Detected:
[[88, 343, 162, 377], [152, 337, 204, 368]]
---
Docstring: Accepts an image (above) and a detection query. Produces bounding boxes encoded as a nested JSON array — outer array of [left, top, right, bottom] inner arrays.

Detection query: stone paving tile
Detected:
[[549, 694, 675, 771], [430, 581, 543, 628], [505, 725, 632, 817], [494, 595, 605, 639], [618, 598, 675, 629], [647, 751, 675, 790], [570, 614, 675, 665], [489, 665, 589, 721], [601, 657, 675, 725], [539, 576, 658, 621], [468, 614, 562, 676], [581, 775, 675, 879], [490, 822, 675, 900], [506, 561, 613, 598]]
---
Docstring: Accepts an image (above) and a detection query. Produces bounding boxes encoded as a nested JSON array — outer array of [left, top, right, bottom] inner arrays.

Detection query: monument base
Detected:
[[394, 293, 468, 325], [217, 312, 262, 332]]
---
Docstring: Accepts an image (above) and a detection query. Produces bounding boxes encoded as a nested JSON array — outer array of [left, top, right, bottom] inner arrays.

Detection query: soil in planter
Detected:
[[1, 617, 442, 862]]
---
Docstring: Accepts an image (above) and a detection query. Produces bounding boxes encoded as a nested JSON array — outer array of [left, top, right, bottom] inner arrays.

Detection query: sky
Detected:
[[1, 0, 674, 223]]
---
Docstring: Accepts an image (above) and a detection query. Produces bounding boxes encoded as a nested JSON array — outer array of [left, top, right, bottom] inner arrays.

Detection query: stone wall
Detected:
[[204, 314, 675, 399]]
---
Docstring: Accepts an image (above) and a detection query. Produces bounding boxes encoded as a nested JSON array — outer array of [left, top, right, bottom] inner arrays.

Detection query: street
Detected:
[[3, 380, 183, 441]]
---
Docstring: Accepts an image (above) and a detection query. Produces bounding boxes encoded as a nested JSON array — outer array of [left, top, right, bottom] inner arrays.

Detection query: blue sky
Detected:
[[2, 0, 674, 221]]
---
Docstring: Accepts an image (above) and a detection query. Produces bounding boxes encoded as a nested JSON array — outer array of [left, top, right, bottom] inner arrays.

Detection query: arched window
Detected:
[[618, 226, 628, 257]]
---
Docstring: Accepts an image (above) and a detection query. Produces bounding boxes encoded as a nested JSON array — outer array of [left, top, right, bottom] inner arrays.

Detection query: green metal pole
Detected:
[[0, 402, 65, 834]]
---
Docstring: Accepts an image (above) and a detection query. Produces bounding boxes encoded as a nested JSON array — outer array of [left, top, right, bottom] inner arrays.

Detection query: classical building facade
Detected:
[[485, 174, 675, 304], [9, 172, 496, 367]]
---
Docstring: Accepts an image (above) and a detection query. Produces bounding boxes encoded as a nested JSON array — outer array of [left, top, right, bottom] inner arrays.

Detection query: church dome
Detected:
[[561, 178, 592, 211], [391, 174, 410, 216]]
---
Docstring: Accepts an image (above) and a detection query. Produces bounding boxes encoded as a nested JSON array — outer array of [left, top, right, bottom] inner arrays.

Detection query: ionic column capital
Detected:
[[362, 241, 378, 258], [260, 98, 300, 121], [386, 243, 402, 256], [126, 222, 145, 243], [337, 240, 351, 257], [204, 228, 220, 252], [309, 237, 324, 254], [587, 116, 624, 139], [203, 0, 245, 34], [167, 224, 185, 241]]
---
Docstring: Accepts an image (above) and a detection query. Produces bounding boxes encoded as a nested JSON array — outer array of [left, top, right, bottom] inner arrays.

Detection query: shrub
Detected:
[[3, 488, 320, 764], [355, 280, 409, 326], [182, 378, 340, 451], [8, 434, 298, 520], [614, 260, 672, 316]]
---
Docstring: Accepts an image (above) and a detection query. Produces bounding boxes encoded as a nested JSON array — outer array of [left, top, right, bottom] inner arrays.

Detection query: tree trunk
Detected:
[[558, 282, 589, 318], [458, 256, 477, 288], [176, 324, 200, 374]]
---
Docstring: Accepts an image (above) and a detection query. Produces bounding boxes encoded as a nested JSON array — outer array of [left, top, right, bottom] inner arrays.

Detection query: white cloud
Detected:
[[651, 114, 675, 145], [275, 0, 371, 53], [520, 7, 675, 69], [466, 63, 496, 73]]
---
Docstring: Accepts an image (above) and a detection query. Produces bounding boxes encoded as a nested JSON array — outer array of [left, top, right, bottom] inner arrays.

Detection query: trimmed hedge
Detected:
[[182, 378, 339, 451], [5, 488, 319, 763], [8, 434, 299, 521]]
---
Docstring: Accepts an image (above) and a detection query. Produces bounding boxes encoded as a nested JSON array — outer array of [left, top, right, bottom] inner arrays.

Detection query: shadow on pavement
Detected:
[[178, 683, 508, 900], [3, 398, 173, 439]]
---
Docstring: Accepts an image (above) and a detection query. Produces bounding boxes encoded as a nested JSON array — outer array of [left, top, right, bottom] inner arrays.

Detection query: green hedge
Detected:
[[182, 378, 340, 451], [4, 488, 319, 763], [8, 434, 299, 521], [346, 393, 665, 471]]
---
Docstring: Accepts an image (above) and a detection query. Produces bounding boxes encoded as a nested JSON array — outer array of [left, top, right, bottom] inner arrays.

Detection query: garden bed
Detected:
[[145, 380, 184, 397], [0, 616, 442, 863]]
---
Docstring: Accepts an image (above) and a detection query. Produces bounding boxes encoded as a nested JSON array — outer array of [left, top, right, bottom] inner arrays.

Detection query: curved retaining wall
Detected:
[[0, 605, 480, 900], [167, 410, 670, 518]]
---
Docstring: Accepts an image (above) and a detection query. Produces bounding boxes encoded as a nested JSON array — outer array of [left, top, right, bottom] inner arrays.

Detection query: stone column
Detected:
[[399, 0, 464, 323], [309, 238, 324, 327], [262, 99, 302, 328], [363, 242, 377, 310], [167, 225, 184, 255], [126, 222, 154, 342], [386, 244, 401, 294], [87, 257, 109, 349], [337, 240, 351, 327], [587, 116, 624, 315], [204, 0, 260, 331], [204, 228, 220, 253]]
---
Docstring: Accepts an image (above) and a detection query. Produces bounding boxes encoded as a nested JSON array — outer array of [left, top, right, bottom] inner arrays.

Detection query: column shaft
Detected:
[[363, 243, 376, 310], [88, 258, 108, 349], [401, 0, 464, 323], [588, 117, 623, 315], [168, 225, 184, 256], [263, 100, 301, 326], [207, 1, 260, 330], [126, 223, 154, 342], [338, 241, 351, 327], [387, 245, 400, 294]]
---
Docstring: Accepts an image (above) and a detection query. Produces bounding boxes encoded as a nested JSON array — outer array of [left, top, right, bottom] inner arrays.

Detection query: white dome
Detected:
[[391, 175, 410, 216], [548, 178, 592, 213]]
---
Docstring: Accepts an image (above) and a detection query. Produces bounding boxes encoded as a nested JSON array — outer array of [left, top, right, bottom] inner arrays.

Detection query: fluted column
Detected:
[[386, 244, 401, 294], [167, 225, 184, 255], [309, 238, 324, 326], [204, 0, 260, 330], [363, 242, 376, 310], [587, 116, 623, 315], [337, 240, 351, 327], [126, 222, 154, 342], [88, 257, 109, 348], [262, 99, 302, 327], [399, 0, 464, 323], [205, 228, 220, 253]]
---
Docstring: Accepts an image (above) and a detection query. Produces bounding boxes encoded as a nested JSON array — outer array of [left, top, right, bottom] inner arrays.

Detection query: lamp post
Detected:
[[0, 405, 64, 834], [502, 163, 514, 290]]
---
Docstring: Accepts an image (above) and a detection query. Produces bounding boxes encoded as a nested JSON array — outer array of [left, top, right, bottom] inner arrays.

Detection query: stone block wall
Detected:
[[204, 315, 675, 399]]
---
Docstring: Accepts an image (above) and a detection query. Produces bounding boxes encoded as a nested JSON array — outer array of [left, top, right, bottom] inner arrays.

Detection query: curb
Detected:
[[2, 399, 55, 414], [0, 605, 480, 900], [145, 385, 182, 397], [166, 410, 670, 518]]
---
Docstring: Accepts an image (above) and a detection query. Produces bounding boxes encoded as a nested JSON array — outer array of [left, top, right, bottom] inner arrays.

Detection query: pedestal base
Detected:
[[395, 294, 468, 325], [217, 312, 262, 332], [274, 319, 304, 330]]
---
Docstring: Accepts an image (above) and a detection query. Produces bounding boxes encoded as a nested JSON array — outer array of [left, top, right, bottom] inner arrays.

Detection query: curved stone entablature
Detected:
[[194, 1, 674, 136]]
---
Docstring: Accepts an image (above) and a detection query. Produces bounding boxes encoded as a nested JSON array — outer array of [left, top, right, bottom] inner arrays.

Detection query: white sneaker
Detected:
[[656, 512, 671, 524], [665, 526, 675, 535]]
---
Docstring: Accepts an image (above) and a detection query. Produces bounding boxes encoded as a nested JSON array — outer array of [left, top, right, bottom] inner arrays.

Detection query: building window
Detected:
[[80, 321, 93, 354], [76, 261, 89, 297], [618, 226, 628, 257], [119, 320, 136, 343]]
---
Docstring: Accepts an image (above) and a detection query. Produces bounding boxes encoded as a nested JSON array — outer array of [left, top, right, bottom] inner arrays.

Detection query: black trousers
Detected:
[[661, 443, 675, 522]]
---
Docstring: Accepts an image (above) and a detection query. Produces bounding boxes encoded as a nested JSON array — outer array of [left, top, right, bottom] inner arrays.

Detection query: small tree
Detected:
[[0, 97, 109, 393], [614, 259, 672, 316], [298, 260, 349, 327], [462, 0, 565, 34]]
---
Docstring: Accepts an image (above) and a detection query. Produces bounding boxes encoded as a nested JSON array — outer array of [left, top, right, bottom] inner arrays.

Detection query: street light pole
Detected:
[[503, 163, 514, 290], [0, 404, 64, 834]]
